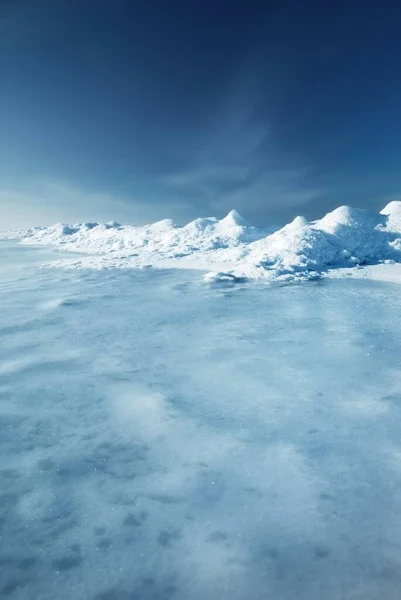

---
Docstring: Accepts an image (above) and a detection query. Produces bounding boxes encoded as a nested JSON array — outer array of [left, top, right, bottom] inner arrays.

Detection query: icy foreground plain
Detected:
[[1, 240, 401, 599], [2, 201, 401, 282]]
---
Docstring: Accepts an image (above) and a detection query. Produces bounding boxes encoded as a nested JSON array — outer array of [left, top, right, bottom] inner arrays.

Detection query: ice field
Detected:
[[1, 239, 401, 599]]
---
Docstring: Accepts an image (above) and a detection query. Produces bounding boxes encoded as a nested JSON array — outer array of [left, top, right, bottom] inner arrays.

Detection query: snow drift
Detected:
[[3, 201, 401, 282]]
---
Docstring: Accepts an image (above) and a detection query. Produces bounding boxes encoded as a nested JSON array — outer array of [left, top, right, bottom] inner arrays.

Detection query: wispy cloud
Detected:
[[0, 182, 130, 229], [158, 64, 325, 225], [163, 162, 324, 225], [165, 166, 251, 189], [0, 179, 178, 229]]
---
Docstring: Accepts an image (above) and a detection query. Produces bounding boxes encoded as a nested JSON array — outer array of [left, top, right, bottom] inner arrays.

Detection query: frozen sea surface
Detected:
[[1, 240, 401, 600]]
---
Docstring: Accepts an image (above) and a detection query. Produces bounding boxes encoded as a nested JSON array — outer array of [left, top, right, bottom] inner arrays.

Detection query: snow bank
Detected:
[[3, 202, 401, 282]]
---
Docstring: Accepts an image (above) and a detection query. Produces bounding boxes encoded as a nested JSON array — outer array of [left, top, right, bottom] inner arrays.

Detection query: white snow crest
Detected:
[[3, 202, 401, 282]]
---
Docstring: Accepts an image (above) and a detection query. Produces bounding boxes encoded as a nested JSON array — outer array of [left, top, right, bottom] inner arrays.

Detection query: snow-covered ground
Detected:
[[2, 240, 401, 599], [2, 201, 401, 283]]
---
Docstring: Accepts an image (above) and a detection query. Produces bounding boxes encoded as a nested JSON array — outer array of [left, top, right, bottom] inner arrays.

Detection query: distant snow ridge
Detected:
[[15, 209, 267, 259], [4, 202, 401, 282]]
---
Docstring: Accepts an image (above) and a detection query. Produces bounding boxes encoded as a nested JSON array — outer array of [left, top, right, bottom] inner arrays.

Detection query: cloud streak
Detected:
[[0, 180, 180, 229]]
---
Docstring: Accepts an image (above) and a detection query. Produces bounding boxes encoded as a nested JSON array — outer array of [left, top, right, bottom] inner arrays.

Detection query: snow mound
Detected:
[[3, 203, 401, 282], [380, 200, 401, 233], [315, 205, 384, 233], [219, 209, 247, 227], [380, 200, 401, 215]]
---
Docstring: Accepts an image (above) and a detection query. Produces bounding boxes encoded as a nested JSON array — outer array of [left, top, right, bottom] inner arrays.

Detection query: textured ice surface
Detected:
[[1, 241, 401, 599], [3, 201, 401, 282]]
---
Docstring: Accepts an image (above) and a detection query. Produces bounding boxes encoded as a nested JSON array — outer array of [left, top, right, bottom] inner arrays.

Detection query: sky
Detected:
[[1, 0, 401, 228]]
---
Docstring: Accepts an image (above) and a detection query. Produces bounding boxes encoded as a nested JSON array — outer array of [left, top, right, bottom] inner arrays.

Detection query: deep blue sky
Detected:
[[1, 0, 401, 227]]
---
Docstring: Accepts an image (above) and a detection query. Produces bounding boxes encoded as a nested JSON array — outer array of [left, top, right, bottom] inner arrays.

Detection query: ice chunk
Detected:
[[203, 271, 246, 283]]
